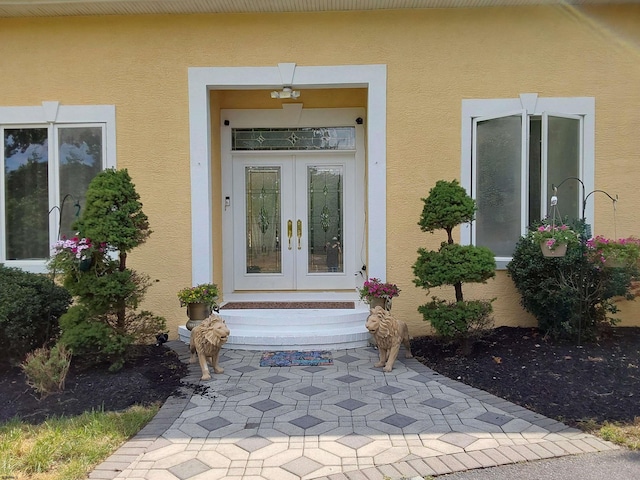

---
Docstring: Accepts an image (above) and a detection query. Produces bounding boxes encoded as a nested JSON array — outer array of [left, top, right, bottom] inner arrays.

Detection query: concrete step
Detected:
[[178, 306, 371, 351]]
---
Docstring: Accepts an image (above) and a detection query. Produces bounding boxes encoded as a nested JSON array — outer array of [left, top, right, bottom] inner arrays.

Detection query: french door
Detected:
[[232, 153, 356, 291]]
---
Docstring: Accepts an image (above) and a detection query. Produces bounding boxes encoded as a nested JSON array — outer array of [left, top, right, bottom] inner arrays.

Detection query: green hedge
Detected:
[[0, 265, 72, 360]]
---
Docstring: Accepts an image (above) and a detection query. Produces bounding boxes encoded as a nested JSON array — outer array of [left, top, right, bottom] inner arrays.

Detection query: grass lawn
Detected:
[[0, 405, 158, 480]]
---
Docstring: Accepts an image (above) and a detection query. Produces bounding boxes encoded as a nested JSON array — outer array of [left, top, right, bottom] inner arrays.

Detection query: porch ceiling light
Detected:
[[271, 86, 300, 99]]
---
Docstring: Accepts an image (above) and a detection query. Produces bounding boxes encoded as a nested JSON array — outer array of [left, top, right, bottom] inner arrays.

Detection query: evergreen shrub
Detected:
[[507, 227, 637, 341], [0, 265, 72, 360]]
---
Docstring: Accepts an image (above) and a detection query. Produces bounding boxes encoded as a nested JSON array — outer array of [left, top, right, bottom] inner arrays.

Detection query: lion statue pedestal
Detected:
[[365, 306, 412, 372], [189, 313, 230, 380]]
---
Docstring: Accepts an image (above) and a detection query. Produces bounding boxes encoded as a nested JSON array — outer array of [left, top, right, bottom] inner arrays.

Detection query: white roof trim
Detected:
[[0, 0, 637, 18]]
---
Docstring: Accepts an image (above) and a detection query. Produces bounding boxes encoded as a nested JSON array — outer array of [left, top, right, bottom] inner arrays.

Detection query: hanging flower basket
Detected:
[[540, 241, 567, 258], [530, 223, 578, 258], [585, 235, 640, 269]]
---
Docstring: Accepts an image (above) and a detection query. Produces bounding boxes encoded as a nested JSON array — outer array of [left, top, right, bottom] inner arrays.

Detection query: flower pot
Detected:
[[540, 241, 567, 258], [186, 302, 211, 331], [78, 257, 93, 272], [368, 297, 391, 310]]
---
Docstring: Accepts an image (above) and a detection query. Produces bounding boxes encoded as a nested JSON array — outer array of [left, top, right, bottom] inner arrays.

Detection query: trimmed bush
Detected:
[[0, 265, 72, 360], [507, 228, 637, 341], [413, 180, 496, 350], [418, 298, 494, 344], [50, 169, 165, 371], [59, 305, 131, 371]]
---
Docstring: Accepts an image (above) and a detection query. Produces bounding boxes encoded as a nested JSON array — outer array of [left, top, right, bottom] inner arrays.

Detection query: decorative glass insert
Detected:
[[233, 127, 355, 151], [475, 115, 523, 258], [245, 166, 281, 274], [4, 128, 49, 260], [307, 165, 343, 273]]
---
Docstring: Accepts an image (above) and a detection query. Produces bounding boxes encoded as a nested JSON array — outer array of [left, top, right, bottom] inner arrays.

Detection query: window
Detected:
[[461, 94, 594, 267], [0, 102, 115, 272]]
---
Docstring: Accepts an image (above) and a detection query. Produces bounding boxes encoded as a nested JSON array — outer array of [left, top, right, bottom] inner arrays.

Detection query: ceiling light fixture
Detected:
[[270, 86, 300, 99]]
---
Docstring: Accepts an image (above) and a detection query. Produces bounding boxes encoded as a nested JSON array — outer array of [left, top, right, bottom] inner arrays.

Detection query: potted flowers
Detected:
[[586, 235, 640, 269], [358, 277, 400, 310], [177, 283, 219, 330], [531, 223, 579, 257]]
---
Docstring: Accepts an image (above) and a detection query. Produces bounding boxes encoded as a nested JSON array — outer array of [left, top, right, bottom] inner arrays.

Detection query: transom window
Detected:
[[461, 94, 595, 267], [0, 103, 115, 271], [232, 127, 355, 151]]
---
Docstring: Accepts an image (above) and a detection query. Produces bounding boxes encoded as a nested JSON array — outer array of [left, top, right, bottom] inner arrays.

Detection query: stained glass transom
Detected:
[[232, 127, 355, 151]]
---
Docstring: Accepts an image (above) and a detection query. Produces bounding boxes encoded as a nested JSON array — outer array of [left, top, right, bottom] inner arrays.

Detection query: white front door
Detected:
[[232, 152, 356, 291]]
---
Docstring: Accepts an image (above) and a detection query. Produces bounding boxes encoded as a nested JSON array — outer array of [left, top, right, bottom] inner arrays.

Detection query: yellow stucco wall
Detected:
[[1, 5, 639, 338]]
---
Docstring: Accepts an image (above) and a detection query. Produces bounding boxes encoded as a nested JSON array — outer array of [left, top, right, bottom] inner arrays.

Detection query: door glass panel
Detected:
[[475, 115, 523, 257], [58, 126, 103, 239], [307, 165, 343, 273], [245, 166, 281, 274], [4, 128, 49, 260]]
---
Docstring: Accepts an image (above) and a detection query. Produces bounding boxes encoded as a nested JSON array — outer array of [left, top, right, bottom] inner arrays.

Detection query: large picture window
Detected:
[[0, 103, 115, 271], [461, 95, 594, 267]]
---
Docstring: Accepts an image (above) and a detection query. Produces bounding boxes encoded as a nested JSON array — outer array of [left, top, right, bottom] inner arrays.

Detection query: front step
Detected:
[[178, 305, 371, 351]]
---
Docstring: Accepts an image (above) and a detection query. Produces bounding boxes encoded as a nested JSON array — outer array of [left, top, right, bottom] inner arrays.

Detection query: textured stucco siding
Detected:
[[1, 4, 639, 337]]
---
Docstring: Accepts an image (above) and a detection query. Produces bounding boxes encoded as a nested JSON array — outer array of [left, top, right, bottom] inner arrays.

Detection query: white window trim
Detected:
[[461, 94, 595, 266], [0, 102, 116, 273]]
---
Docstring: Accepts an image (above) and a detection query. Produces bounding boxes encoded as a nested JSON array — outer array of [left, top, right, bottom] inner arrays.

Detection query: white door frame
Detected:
[[187, 63, 387, 295]]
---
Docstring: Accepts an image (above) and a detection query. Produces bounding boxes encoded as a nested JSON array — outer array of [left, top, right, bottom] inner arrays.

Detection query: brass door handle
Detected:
[[287, 220, 293, 250], [297, 219, 302, 250]]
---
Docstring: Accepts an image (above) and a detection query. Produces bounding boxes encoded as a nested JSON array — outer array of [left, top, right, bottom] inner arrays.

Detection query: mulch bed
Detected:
[[0, 344, 188, 424], [1, 327, 639, 428], [410, 326, 640, 427]]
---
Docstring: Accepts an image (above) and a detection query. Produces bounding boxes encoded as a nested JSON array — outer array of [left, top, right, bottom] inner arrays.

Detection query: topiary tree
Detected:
[[412, 180, 496, 352], [51, 168, 165, 370]]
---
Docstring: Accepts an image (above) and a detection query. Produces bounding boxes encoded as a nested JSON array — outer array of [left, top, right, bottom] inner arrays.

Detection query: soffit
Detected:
[[0, 0, 638, 18]]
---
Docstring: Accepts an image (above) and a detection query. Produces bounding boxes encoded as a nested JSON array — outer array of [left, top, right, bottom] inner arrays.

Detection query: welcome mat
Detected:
[[260, 350, 333, 367]]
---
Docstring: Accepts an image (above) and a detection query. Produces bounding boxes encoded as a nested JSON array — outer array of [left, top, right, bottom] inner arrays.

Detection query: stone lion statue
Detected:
[[365, 306, 412, 372], [189, 313, 230, 380]]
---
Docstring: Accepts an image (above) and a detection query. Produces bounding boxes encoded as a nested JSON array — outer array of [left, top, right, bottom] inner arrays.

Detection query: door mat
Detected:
[[222, 302, 355, 310], [260, 350, 333, 367]]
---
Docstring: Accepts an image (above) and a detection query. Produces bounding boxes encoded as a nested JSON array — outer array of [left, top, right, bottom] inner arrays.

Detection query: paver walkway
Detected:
[[89, 341, 617, 480]]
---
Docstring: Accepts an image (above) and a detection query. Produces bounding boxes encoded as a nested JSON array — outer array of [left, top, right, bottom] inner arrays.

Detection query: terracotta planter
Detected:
[[540, 241, 567, 258], [185, 302, 211, 331]]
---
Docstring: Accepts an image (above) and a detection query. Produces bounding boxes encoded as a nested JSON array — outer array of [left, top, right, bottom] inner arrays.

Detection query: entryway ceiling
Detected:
[[0, 0, 637, 18]]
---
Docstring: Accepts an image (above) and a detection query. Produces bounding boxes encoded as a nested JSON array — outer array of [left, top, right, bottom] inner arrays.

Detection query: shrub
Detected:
[[21, 343, 72, 397], [50, 168, 164, 370], [507, 228, 637, 341], [413, 180, 496, 351], [414, 243, 497, 291], [59, 306, 131, 372], [0, 265, 72, 361], [418, 298, 494, 352]]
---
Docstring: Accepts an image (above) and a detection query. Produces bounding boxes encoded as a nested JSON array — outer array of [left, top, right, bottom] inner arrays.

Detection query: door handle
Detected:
[[287, 220, 293, 250], [297, 219, 302, 250]]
